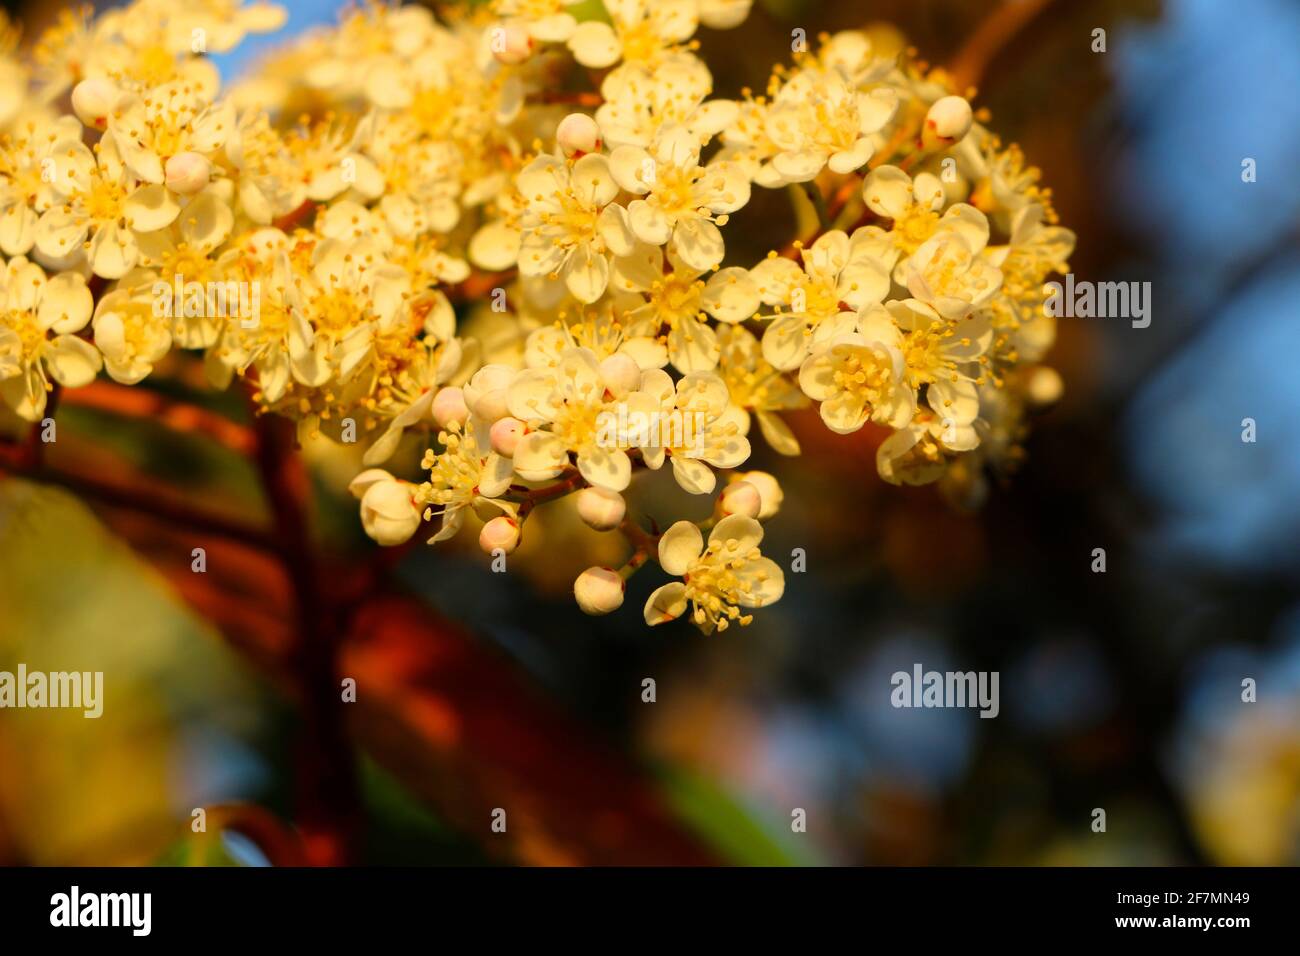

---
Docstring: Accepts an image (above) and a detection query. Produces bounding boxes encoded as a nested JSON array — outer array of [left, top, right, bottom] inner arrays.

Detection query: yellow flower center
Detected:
[[682, 544, 767, 632], [891, 204, 939, 254], [551, 397, 602, 452], [650, 272, 704, 328], [619, 20, 663, 64], [650, 165, 704, 219], [2, 309, 45, 363], [84, 177, 126, 224], [421, 426, 485, 508], [830, 345, 893, 406]]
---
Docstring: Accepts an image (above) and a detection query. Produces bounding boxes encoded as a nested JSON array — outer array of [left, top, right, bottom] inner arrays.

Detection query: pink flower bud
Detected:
[[490, 416, 526, 457], [71, 78, 119, 130], [925, 95, 973, 144], [574, 566, 624, 615], [719, 480, 761, 518], [598, 353, 640, 398], [490, 24, 533, 65], [431, 386, 469, 428], [737, 470, 782, 519], [576, 486, 625, 531], [479, 516, 521, 554], [556, 113, 602, 158], [164, 151, 212, 195]]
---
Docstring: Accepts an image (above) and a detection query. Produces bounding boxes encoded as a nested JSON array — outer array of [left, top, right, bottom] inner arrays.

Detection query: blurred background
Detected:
[[2, 0, 1299, 866]]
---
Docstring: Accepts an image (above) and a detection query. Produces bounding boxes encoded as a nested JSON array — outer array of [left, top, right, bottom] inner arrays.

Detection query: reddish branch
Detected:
[[247, 403, 361, 866], [61, 380, 256, 455]]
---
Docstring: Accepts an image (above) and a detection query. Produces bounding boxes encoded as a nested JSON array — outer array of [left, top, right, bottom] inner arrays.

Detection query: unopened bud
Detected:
[[490, 416, 526, 457], [737, 470, 782, 519], [479, 515, 521, 554], [432, 386, 469, 428], [719, 480, 761, 518], [576, 486, 625, 531], [925, 95, 973, 144], [165, 151, 211, 195], [556, 113, 602, 158], [71, 78, 119, 130], [491, 24, 533, 65], [574, 566, 624, 615]]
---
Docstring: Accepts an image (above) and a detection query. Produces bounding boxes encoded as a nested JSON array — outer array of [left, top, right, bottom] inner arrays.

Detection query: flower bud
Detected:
[[71, 78, 119, 130], [598, 352, 640, 398], [574, 566, 624, 615], [491, 23, 534, 65], [463, 364, 515, 422], [719, 480, 761, 518], [349, 469, 422, 546], [164, 151, 212, 195], [924, 95, 973, 144], [431, 386, 469, 428], [576, 486, 625, 531], [479, 515, 521, 554], [556, 113, 602, 158], [490, 416, 526, 457], [737, 470, 782, 520]]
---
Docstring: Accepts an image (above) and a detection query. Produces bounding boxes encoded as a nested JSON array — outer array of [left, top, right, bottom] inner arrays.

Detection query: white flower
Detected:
[[609, 124, 750, 271], [213, 228, 328, 403], [611, 240, 759, 372], [595, 58, 735, 150], [349, 468, 424, 546], [135, 186, 236, 349], [0, 257, 100, 421], [861, 164, 947, 255], [107, 86, 236, 190], [0, 115, 81, 256], [36, 132, 171, 279], [876, 411, 954, 486], [765, 69, 897, 182], [886, 298, 990, 435], [717, 98, 787, 188], [644, 514, 784, 632], [752, 228, 894, 371], [623, 367, 750, 494], [903, 206, 1003, 319], [523, 300, 668, 372], [797, 314, 914, 435], [568, 0, 698, 70], [515, 153, 635, 303], [416, 418, 516, 544], [715, 324, 806, 455], [294, 237, 411, 382], [92, 270, 172, 384], [508, 346, 638, 490]]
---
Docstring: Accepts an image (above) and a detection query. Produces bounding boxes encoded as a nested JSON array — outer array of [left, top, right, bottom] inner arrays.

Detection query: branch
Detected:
[[60, 380, 256, 455], [947, 0, 1055, 93]]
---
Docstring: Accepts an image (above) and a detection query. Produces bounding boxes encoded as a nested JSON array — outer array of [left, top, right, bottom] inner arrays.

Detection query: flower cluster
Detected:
[[0, 1, 1074, 632]]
